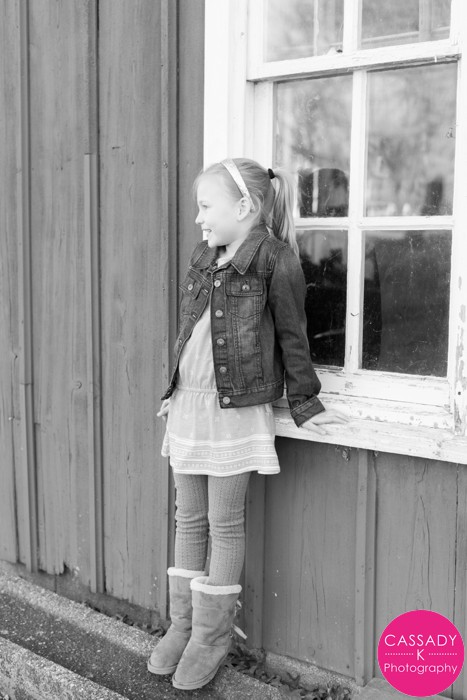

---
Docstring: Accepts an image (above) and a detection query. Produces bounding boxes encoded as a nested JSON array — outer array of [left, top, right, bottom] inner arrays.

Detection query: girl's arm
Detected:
[[157, 398, 170, 422], [268, 244, 349, 433]]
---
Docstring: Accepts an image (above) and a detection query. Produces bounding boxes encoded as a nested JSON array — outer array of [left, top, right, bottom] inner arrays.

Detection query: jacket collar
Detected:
[[191, 225, 271, 275]]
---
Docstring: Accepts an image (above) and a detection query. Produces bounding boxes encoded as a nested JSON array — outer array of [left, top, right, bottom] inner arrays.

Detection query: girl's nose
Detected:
[[195, 211, 202, 224]]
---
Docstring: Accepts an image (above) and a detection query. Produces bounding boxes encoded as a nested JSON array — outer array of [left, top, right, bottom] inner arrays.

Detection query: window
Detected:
[[204, 0, 467, 462]]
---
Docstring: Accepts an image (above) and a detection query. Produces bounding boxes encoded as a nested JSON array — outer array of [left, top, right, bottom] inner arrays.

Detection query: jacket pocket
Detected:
[[225, 275, 264, 387], [226, 275, 263, 319]]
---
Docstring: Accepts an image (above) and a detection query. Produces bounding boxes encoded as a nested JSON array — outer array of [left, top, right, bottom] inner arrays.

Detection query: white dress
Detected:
[[161, 254, 280, 477]]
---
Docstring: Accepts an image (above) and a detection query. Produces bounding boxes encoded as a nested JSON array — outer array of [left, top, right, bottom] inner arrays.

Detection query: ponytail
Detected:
[[195, 157, 300, 258], [269, 168, 299, 258]]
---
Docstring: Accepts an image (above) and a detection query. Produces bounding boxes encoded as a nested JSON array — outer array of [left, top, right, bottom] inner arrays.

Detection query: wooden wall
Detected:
[[243, 440, 466, 698], [0, 0, 204, 616]]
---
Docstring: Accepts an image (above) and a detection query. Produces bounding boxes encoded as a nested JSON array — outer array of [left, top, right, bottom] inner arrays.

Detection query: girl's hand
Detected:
[[300, 409, 350, 436], [157, 398, 171, 422]]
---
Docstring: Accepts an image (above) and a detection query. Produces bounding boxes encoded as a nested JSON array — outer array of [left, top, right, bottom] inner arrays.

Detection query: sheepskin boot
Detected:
[[147, 567, 205, 675], [172, 575, 241, 690]]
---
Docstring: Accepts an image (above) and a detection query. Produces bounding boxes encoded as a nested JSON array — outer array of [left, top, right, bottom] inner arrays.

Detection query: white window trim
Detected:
[[204, 0, 467, 464]]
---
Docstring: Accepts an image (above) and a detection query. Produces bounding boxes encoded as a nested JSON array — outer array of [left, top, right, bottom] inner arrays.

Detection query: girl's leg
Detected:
[[172, 473, 250, 689], [207, 472, 251, 586], [148, 473, 207, 676], [172, 472, 209, 571]]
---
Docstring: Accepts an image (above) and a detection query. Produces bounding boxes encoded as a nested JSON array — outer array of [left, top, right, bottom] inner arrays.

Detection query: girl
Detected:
[[147, 157, 349, 690]]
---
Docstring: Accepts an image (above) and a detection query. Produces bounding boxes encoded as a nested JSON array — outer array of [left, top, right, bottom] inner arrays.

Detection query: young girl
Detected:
[[147, 157, 349, 690]]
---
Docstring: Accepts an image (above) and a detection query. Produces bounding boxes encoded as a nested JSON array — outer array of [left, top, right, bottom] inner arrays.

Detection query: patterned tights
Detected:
[[172, 471, 251, 586]]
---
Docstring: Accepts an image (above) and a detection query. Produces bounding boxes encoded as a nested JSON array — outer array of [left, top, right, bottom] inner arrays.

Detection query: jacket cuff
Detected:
[[290, 396, 326, 427]]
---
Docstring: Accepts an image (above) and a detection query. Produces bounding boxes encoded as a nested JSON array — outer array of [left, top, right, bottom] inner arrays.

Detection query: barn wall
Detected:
[[0, 0, 205, 617], [251, 439, 465, 697]]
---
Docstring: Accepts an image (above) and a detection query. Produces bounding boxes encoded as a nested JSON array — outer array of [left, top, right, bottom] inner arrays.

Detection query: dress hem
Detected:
[[170, 465, 280, 476]]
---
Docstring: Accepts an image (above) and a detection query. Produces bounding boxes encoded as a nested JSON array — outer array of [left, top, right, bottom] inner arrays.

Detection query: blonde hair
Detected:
[[194, 157, 299, 257]]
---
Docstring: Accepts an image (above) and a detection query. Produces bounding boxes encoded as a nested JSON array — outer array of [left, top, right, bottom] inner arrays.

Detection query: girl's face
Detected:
[[195, 175, 248, 249]]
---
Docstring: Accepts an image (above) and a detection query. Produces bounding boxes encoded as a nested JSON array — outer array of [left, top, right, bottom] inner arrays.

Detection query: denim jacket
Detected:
[[161, 225, 325, 427]]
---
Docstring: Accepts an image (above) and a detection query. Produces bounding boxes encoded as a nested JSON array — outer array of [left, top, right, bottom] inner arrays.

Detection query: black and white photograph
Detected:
[[1, 1, 466, 699]]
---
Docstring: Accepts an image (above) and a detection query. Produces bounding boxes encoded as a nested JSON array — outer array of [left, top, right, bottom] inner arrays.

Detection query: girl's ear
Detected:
[[237, 197, 252, 221]]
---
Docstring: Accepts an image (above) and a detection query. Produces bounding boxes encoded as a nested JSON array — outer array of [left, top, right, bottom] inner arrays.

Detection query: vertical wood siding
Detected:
[[0, 0, 196, 617], [83, 0, 104, 593], [28, 0, 90, 578], [251, 438, 464, 697], [168, 0, 205, 561], [373, 454, 459, 695], [0, 0, 21, 563], [177, 0, 205, 274], [99, 0, 171, 609], [260, 440, 358, 675]]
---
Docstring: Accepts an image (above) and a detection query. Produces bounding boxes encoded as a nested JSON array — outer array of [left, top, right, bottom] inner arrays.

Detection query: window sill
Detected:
[[273, 405, 467, 465]]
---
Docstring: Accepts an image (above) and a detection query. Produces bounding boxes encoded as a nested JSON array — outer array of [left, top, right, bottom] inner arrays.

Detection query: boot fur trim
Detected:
[[167, 567, 205, 578], [190, 575, 241, 595]]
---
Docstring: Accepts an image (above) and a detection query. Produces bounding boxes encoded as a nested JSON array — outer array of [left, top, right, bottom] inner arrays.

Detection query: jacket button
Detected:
[[219, 366, 227, 374], [216, 338, 225, 346], [214, 280, 221, 288], [187, 283, 194, 291], [242, 284, 250, 291], [215, 309, 223, 318], [222, 396, 231, 405]]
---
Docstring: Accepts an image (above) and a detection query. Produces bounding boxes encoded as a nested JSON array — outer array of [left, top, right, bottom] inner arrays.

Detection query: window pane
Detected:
[[365, 63, 456, 216], [432, 1, 451, 36], [265, 0, 344, 61], [362, 231, 451, 376], [275, 76, 352, 217], [361, 0, 450, 49], [298, 229, 347, 367]]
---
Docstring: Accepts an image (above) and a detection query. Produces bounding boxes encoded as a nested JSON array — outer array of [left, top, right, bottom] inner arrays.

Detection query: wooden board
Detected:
[[27, 0, 91, 577], [0, 0, 21, 563], [373, 453, 458, 695], [178, 0, 205, 273], [261, 438, 358, 675], [453, 463, 467, 699], [166, 0, 205, 565], [99, 0, 171, 609]]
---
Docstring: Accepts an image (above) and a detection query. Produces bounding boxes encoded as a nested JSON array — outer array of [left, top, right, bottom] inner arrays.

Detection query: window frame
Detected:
[[203, 0, 467, 463]]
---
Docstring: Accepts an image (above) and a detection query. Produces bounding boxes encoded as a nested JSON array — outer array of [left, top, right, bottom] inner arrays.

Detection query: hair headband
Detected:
[[221, 159, 252, 201]]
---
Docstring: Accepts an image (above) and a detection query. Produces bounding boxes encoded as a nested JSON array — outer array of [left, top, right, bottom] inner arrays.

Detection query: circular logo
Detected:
[[378, 610, 464, 696]]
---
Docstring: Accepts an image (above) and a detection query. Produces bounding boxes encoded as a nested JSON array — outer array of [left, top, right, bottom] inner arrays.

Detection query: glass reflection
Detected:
[[365, 63, 456, 216], [298, 168, 348, 217], [361, 0, 450, 49], [275, 76, 352, 217], [265, 0, 344, 61], [362, 231, 451, 376], [297, 229, 347, 367]]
